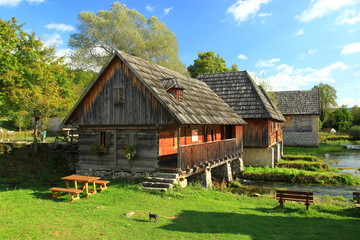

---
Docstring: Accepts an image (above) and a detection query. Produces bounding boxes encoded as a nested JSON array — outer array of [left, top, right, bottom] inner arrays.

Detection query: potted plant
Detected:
[[90, 144, 107, 155], [122, 144, 136, 160]]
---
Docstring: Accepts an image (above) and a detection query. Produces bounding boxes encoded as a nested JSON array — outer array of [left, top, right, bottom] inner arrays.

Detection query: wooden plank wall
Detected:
[[74, 58, 177, 126], [268, 120, 283, 146], [243, 119, 270, 147], [77, 128, 159, 173]]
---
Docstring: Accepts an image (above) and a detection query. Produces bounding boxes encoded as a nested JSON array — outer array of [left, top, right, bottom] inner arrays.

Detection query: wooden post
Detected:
[[177, 125, 181, 171]]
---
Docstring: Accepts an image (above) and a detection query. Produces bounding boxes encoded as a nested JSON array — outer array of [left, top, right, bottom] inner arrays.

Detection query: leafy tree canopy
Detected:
[[352, 105, 360, 126], [0, 17, 75, 154], [68, 2, 186, 73], [312, 83, 337, 122], [187, 51, 238, 78], [325, 105, 352, 132]]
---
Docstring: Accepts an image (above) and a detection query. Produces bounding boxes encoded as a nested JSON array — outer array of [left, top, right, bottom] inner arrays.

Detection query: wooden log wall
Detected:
[[77, 127, 159, 173]]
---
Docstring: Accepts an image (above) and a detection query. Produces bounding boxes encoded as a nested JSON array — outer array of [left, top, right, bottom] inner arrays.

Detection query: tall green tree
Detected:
[[68, 2, 185, 73], [0, 17, 75, 155], [326, 105, 353, 131], [312, 83, 337, 122], [352, 105, 360, 126], [188, 51, 238, 78]]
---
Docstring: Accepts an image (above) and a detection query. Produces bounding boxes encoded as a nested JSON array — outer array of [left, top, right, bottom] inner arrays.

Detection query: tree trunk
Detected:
[[33, 116, 40, 157]]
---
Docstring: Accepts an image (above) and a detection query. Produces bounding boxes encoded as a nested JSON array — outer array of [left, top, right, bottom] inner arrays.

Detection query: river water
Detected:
[[239, 144, 360, 198]]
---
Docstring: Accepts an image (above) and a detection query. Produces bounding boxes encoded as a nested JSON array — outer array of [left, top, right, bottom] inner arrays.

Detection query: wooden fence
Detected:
[[179, 138, 242, 170]]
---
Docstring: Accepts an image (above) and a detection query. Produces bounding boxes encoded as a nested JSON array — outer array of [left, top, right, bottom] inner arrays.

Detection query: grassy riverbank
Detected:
[[241, 166, 360, 185], [1, 180, 359, 240]]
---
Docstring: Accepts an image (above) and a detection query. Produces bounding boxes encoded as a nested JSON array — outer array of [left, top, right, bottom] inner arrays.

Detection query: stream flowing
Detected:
[[239, 144, 360, 198]]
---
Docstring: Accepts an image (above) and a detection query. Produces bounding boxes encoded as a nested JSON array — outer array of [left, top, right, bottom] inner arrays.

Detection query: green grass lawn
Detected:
[[1, 181, 359, 240]]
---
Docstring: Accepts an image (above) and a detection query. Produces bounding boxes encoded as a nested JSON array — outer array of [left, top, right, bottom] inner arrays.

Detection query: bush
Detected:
[[348, 125, 360, 140]]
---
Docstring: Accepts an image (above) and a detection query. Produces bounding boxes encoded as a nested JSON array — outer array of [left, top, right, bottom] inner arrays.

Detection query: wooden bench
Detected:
[[276, 190, 314, 210], [353, 192, 360, 209], [94, 180, 110, 192], [49, 187, 83, 203]]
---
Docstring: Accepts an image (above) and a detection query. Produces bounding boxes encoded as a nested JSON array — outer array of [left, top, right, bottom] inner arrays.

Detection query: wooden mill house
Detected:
[[63, 51, 246, 189], [198, 71, 286, 167], [272, 90, 321, 147]]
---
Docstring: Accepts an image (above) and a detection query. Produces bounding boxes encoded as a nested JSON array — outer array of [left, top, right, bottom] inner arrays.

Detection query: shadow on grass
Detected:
[[159, 210, 359, 239]]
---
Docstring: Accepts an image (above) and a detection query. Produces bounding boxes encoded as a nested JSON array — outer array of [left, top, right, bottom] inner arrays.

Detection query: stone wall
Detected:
[[283, 132, 319, 147], [243, 147, 275, 167]]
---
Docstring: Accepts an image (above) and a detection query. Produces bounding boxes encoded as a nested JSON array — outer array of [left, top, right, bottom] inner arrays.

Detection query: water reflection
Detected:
[[325, 148, 360, 176], [238, 179, 360, 198]]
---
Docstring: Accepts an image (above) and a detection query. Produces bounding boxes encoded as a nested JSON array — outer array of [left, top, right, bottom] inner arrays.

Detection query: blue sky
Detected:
[[1, 0, 360, 107]]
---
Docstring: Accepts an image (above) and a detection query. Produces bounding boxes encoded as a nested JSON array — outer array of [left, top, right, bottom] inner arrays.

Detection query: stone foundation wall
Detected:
[[76, 168, 147, 179], [187, 168, 213, 189], [243, 147, 275, 167], [283, 132, 319, 147]]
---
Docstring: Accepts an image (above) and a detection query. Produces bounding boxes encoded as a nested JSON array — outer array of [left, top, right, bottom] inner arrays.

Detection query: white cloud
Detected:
[[341, 42, 360, 55], [45, 23, 74, 32], [237, 54, 248, 60], [308, 49, 318, 55], [0, 0, 44, 6], [42, 33, 63, 47], [0, 0, 21, 6], [146, 4, 154, 12], [335, 10, 360, 24], [226, 0, 271, 25], [339, 97, 360, 106], [255, 58, 280, 67], [266, 62, 347, 90], [55, 48, 73, 64], [296, 0, 359, 22], [295, 29, 305, 36], [26, 0, 44, 4], [164, 7, 173, 16], [257, 12, 272, 17]]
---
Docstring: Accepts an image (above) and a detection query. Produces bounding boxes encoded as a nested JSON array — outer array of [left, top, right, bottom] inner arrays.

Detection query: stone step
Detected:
[[142, 181, 173, 189], [152, 172, 179, 179], [145, 177, 178, 184], [158, 168, 178, 173], [142, 187, 168, 192]]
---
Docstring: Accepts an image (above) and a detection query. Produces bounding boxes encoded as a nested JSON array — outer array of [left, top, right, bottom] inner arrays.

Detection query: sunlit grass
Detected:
[[0, 181, 359, 240]]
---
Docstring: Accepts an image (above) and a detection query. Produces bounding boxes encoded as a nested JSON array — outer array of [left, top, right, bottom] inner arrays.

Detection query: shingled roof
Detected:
[[197, 71, 285, 122], [64, 51, 246, 125], [272, 90, 321, 115]]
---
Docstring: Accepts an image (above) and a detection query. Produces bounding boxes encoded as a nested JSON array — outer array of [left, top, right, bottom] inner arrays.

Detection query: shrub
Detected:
[[348, 125, 360, 140]]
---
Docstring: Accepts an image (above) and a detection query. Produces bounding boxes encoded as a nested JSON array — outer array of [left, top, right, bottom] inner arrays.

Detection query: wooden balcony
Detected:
[[179, 138, 242, 171]]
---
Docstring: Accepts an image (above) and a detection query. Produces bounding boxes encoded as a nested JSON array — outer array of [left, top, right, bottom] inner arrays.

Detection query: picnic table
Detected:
[[49, 175, 110, 202], [61, 174, 100, 197]]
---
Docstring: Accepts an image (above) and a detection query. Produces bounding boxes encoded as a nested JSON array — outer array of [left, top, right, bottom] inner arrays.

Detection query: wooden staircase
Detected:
[[142, 170, 179, 191]]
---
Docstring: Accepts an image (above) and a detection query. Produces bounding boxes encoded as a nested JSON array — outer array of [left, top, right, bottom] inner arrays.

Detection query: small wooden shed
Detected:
[[63, 51, 246, 177], [272, 90, 321, 147], [198, 71, 285, 167]]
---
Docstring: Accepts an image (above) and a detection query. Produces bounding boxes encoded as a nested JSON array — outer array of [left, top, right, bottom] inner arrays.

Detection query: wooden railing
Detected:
[[179, 138, 242, 171]]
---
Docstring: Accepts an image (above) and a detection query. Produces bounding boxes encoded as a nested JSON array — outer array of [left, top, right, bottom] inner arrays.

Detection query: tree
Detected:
[[312, 83, 337, 122], [68, 68, 97, 97], [352, 105, 360, 126], [326, 105, 353, 131], [188, 51, 239, 78], [68, 2, 186, 73], [0, 17, 75, 155]]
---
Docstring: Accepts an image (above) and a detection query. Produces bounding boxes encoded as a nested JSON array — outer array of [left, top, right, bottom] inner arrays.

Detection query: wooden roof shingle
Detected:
[[64, 51, 246, 126], [271, 90, 321, 115], [197, 71, 285, 122]]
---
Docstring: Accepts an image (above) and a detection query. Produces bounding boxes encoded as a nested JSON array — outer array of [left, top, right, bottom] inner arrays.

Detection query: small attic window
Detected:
[[114, 87, 124, 104], [161, 77, 185, 102]]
